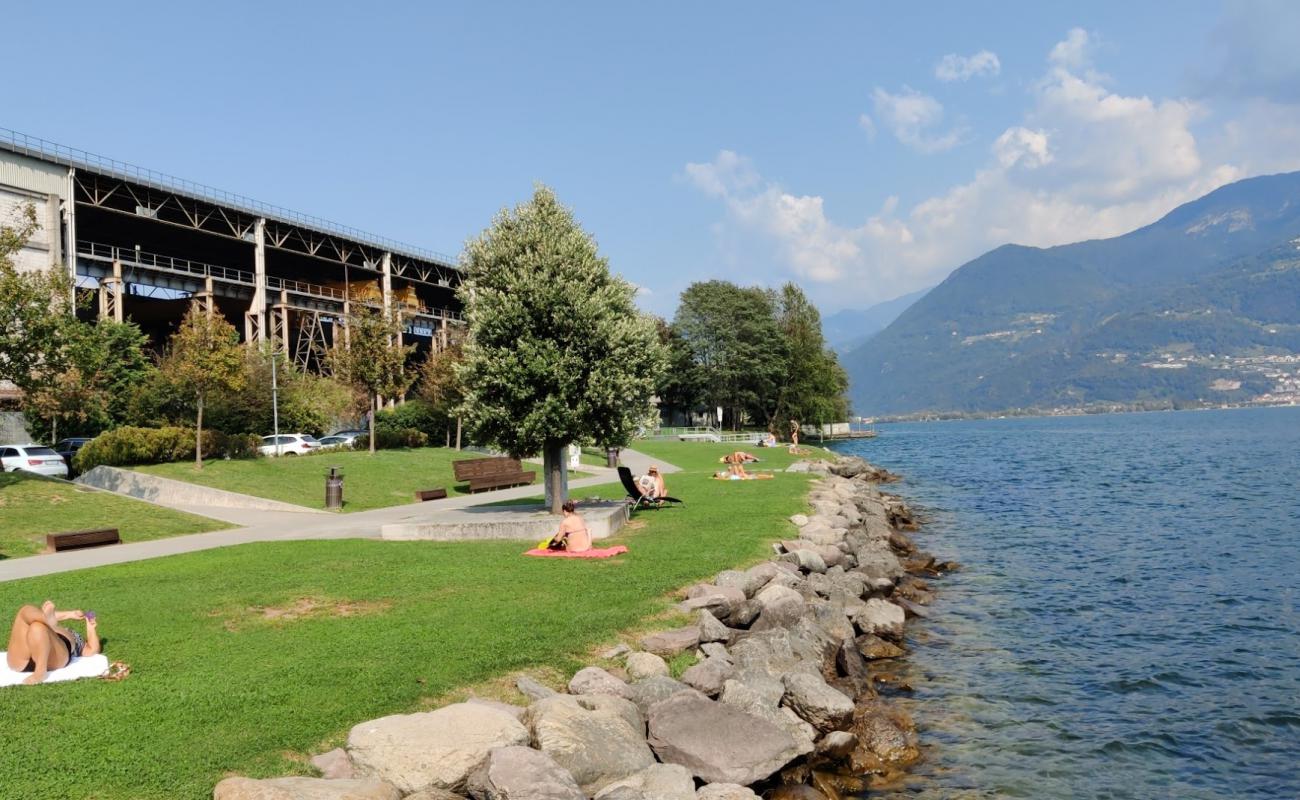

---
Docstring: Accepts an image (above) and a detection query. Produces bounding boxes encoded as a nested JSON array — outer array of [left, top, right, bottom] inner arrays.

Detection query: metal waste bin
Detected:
[[325, 466, 344, 510], [606, 447, 620, 468]]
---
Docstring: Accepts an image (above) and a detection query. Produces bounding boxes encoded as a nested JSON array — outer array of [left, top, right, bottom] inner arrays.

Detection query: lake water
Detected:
[[831, 407, 1300, 799]]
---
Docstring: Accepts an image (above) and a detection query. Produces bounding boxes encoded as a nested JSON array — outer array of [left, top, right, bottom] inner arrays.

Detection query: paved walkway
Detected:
[[0, 450, 674, 583]]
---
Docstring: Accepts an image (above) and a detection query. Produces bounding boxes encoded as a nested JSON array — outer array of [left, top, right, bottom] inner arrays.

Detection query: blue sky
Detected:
[[6, 1, 1300, 316]]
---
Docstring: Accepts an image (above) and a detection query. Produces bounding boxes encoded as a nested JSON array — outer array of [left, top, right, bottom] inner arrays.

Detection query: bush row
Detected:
[[73, 427, 261, 472], [352, 428, 429, 450]]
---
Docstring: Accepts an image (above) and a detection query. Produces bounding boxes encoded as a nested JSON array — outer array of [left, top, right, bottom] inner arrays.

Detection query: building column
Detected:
[[380, 252, 393, 316], [245, 218, 267, 343], [99, 258, 124, 322], [271, 289, 290, 357], [63, 167, 78, 311]]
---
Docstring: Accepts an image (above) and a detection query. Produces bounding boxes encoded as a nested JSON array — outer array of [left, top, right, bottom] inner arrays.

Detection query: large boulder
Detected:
[[849, 700, 921, 772], [465, 745, 585, 800], [646, 692, 803, 785], [640, 627, 701, 658], [855, 634, 906, 660], [347, 703, 529, 794], [718, 678, 816, 755], [593, 763, 696, 800], [213, 777, 401, 800], [526, 696, 656, 796], [695, 610, 732, 643], [625, 651, 670, 680], [678, 586, 747, 617], [516, 675, 558, 701], [853, 599, 905, 641], [626, 675, 702, 717], [568, 666, 630, 698], [680, 656, 733, 697], [467, 698, 528, 722], [310, 749, 354, 780], [781, 673, 854, 732]]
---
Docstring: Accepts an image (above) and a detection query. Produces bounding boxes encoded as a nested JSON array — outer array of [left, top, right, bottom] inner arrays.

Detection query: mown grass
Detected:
[[0, 472, 229, 559], [133, 448, 542, 512], [0, 441, 820, 800]]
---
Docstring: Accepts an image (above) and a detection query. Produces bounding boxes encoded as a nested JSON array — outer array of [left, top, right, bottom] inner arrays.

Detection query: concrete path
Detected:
[[0, 450, 676, 583]]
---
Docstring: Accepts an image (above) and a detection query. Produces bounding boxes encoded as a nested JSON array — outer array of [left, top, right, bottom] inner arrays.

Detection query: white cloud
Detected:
[[871, 86, 966, 153], [935, 50, 1001, 82], [858, 113, 876, 139], [685, 27, 1300, 308]]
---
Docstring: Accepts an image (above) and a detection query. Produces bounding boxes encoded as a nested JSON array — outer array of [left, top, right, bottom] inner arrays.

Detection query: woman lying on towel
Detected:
[[6, 601, 101, 685]]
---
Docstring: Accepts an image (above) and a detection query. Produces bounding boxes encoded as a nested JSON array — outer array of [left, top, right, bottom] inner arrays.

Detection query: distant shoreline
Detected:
[[866, 398, 1299, 424]]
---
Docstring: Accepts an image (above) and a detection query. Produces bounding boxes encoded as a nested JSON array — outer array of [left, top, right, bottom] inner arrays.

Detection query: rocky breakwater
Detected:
[[212, 455, 953, 800]]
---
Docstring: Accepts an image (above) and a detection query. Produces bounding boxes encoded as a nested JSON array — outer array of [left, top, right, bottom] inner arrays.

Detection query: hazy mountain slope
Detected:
[[823, 287, 930, 352], [845, 171, 1300, 415]]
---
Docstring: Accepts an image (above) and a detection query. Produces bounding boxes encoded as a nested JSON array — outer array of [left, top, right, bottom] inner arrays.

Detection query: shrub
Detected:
[[374, 399, 442, 441], [354, 427, 428, 451], [74, 426, 261, 471]]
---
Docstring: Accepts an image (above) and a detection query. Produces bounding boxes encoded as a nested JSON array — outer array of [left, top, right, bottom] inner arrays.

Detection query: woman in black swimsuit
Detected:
[[5, 600, 101, 685]]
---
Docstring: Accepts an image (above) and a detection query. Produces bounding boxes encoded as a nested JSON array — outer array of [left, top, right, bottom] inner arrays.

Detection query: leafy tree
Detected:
[[0, 203, 75, 401], [458, 185, 665, 513], [653, 318, 706, 424], [167, 306, 246, 469], [206, 347, 354, 437], [26, 367, 107, 443], [416, 333, 466, 448], [773, 283, 850, 431], [329, 306, 416, 453], [673, 280, 787, 428]]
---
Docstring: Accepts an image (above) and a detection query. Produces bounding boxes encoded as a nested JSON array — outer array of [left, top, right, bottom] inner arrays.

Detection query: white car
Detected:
[[1, 444, 70, 478], [317, 433, 359, 450], [259, 434, 320, 457]]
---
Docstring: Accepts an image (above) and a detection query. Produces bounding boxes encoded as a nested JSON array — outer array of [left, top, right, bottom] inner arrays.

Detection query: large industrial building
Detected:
[[0, 127, 462, 374]]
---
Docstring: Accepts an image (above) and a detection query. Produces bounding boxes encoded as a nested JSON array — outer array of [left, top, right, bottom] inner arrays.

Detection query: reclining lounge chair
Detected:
[[618, 466, 684, 511]]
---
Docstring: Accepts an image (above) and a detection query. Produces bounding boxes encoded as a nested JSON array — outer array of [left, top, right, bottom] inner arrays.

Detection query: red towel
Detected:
[[524, 546, 629, 559]]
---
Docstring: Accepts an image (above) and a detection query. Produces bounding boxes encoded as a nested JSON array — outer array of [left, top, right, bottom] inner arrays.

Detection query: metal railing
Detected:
[[266, 275, 346, 301], [2, 126, 459, 268], [643, 426, 764, 444], [79, 242, 255, 285]]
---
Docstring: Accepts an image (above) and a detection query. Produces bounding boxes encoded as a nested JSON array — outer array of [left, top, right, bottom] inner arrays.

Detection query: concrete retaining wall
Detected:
[[76, 465, 325, 514], [381, 500, 628, 542]]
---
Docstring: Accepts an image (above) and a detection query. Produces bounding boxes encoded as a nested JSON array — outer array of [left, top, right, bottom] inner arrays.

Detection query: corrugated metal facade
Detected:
[[0, 149, 68, 197], [0, 150, 67, 274]]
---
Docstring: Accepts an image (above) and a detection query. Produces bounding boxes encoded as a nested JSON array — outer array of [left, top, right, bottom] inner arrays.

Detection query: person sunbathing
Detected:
[[6, 601, 101, 685], [546, 501, 592, 553], [637, 465, 667, 504]]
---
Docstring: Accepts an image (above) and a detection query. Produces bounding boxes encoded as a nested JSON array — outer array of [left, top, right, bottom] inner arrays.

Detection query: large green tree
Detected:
[[0, 204, 74, 399], [772, 282, 850, 431], [329, 306, 416, 453], [416, 332, 466, 449], [672, 280, 788, 429], [458, 185, 664, 513], [167, 306, 246, 469]]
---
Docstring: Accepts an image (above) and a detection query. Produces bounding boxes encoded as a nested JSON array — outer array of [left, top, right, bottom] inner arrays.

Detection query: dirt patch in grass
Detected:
[[214, 596, 393, 631]]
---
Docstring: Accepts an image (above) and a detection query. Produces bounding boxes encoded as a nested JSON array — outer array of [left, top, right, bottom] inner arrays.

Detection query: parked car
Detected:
[[54, 437, 95, 467], [259, 434, 320, 457], [328, 429, 369, 439], [1, 444, 70, 478], [318, 433, 359, 450]]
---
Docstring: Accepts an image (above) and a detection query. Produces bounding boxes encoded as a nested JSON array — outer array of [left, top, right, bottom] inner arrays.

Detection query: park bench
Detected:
[[452, 457, 535, 493], [414, 487, 448, 502], [47, 528, 120, 552]]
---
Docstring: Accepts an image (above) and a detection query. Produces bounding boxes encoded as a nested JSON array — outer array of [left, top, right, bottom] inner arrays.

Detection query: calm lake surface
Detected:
[[831, 406, 1300, 799]]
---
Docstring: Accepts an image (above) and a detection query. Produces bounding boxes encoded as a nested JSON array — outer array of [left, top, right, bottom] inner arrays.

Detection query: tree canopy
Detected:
[[329, 306, 417, 453], [458, 185, 664, 512], [167, 306, 245, 468]]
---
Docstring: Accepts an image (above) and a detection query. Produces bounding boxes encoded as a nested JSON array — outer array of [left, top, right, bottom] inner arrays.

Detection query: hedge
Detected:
[[73, 427, 261, 472]]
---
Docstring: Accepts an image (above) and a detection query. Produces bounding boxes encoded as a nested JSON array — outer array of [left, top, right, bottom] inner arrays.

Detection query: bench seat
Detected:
[[47, 528, 120, 552]]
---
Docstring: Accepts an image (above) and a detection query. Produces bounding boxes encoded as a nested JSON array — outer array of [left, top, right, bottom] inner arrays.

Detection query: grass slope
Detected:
[[0, 473, 229, 559], [0, 442, 825, 800], [133, 448, 542, 513]]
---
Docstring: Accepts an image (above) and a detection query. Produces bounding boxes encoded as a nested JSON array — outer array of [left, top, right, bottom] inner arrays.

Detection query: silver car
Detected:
[[1, 444, 70, 478]]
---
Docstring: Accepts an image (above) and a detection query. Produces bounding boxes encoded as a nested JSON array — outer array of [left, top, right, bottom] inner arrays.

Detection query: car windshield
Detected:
[[26, 447, 58, 456], [302, 435, 320, 443], [320, 437, 342, 444]]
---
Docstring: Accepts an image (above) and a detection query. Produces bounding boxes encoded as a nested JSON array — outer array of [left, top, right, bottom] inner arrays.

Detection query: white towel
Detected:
[[0, 652, 109, 687]]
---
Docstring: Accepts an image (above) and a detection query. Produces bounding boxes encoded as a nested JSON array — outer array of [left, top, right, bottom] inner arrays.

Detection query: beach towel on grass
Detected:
[[525, 546, 629, 559], [0, 653, 110, 687]]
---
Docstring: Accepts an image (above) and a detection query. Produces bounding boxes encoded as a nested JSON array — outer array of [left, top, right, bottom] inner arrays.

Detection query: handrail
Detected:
[[2, 126, 458, 269]]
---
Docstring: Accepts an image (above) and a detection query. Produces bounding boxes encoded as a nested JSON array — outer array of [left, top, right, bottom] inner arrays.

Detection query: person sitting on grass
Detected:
[[6, 601, 101, 685], [546, 500, 592, 553]]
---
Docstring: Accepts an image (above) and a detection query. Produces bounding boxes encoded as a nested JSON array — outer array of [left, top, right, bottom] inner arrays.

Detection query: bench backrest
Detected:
[[453, 457, 524, 480]]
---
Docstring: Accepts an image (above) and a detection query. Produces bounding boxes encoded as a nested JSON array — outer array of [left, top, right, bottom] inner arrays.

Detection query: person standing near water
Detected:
[[790, 419, 800, 450]]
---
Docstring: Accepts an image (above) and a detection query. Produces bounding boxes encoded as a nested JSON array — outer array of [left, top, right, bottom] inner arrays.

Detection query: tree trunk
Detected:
[[195, 393, 204, 470], [543, 441, 568, 514], [455, 416, 462, 451], [51, 417, 58, 447], [368, 394, 377, 454]]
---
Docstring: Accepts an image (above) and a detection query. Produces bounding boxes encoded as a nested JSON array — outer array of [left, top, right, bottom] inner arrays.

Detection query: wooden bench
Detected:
[[452, 457, 536, 493], [47, 528, 120, 552], [414, 488, 448, 502]]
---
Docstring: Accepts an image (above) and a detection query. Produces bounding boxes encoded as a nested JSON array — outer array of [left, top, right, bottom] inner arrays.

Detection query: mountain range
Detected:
[[843, 171, 1300, 416], [823, 288, 929, 353]]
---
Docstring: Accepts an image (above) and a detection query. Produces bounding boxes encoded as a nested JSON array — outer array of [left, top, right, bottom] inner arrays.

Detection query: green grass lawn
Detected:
[[133, 448, 544, 513], [0, 472, 229, 559], [630, 438, 834, 474], [0, 441, 821, 800]]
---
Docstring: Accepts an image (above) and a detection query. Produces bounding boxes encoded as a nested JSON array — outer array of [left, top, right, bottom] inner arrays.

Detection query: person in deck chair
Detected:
[[546, 501, 592, 553], [6, 601, 101, 685], [637, 465, 667, 504]]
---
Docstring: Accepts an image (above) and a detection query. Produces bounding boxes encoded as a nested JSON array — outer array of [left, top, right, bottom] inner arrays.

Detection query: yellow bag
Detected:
[[536, 537, 553, 550]]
